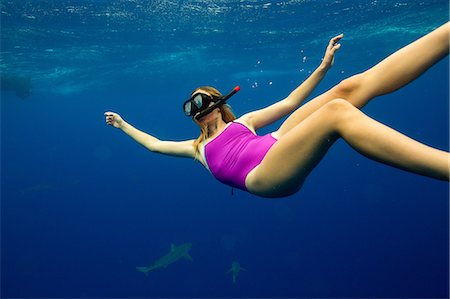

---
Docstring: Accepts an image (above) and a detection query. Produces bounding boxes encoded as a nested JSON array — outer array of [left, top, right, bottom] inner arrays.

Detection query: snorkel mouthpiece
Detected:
[[194, 86, 240, 120]]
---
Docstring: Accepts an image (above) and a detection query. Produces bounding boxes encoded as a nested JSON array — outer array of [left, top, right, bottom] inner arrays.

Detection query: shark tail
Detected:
[[136, 266, 154, 277]]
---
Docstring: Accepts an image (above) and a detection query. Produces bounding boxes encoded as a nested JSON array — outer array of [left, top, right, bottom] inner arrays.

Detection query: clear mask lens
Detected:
[[193, 94, 204, 108], [183, 101, 192, 116]]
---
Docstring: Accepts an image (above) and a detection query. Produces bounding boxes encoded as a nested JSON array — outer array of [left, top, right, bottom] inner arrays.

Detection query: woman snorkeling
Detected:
[[105, 23, 449, 198]]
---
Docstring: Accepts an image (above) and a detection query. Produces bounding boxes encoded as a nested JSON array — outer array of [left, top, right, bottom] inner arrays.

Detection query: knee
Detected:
[[322, 98, 356, 113], [321, 98, 358, 126], [333, 73, 364, 99]]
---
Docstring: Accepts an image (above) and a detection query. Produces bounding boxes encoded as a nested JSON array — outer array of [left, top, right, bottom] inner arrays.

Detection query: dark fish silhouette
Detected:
[[0, 74, 32, 99], [136, 243, 193, 276]]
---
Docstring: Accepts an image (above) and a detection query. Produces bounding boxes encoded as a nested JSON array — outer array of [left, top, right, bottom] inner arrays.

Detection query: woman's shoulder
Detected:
[[233, 118, 256, 134]]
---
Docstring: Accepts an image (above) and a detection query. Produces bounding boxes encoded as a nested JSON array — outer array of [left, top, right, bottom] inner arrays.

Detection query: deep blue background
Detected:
[[1, 1, 449, 298]]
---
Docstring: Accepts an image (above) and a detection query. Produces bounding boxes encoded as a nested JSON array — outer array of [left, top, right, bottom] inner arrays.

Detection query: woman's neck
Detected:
[[206, 118, 227, 138]]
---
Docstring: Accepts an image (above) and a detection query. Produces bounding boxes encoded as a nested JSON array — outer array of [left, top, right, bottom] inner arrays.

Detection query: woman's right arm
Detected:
[[239, 34, 343, 130], [104, 112, 195, 158]]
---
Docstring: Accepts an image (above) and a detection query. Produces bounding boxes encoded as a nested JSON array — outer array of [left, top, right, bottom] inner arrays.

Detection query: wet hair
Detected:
[[191, 86, 236, 159]]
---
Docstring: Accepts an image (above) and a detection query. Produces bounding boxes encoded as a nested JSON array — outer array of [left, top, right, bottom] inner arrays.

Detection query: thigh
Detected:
[[273, 86, 342, 139], [273, 74, 367, 139], [246, 105, 340, 197]]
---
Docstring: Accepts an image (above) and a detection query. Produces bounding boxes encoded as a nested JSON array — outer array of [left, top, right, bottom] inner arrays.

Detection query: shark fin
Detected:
[[240, 267, 247, 271], [184, 254, 193, 261], [170, 243, 176, 252], [227, 268, 232, 273]]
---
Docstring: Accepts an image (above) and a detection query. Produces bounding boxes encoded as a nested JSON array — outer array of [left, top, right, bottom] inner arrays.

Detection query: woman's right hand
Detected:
[[320, 33, 344, 71], [104, 111, 124, 129]]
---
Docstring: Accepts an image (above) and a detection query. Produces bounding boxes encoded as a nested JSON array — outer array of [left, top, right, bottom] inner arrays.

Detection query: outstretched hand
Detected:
[[321, 33, 343, 70], [104, 111, 124, 129]]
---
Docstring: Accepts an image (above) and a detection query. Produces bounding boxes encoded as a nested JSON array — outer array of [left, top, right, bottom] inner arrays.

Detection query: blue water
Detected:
[[1, 1, 449, 298]]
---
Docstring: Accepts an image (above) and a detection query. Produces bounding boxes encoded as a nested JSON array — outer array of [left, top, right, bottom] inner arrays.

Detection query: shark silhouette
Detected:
[[227, 261, 247, 284], [0, 74, 32, 99], [136, 243, 193, 276]]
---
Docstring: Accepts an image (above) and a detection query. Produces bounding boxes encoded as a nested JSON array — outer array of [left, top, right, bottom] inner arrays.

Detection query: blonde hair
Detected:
[[191, 86, 236, 158]]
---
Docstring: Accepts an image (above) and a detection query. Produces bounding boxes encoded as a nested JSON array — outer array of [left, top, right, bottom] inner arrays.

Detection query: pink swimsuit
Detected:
[[204, 122, 277, 191]]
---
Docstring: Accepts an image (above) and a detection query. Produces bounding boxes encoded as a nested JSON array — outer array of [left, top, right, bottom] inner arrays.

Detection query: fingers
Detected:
[[330, 43, 341, 54], [105, 117, 114, 126], [328, 33, 344, 50], [104, 111, 116, 126], [331, 33, 344, 42], [330, 33, 344, 45]]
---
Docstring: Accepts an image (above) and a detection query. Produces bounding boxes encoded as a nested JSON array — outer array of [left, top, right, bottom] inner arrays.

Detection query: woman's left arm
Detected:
[[241, 34, 343, 130]]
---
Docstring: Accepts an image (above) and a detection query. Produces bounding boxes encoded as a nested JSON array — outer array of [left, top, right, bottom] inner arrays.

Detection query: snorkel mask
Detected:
[[183, 86, 240, 120]]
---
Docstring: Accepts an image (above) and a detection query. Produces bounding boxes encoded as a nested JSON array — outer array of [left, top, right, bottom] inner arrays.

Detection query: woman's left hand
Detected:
[[321, 33, 344, 70]]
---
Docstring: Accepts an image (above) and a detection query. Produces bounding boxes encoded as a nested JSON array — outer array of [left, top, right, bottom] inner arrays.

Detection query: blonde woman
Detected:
[[105, 23, 449, 198]]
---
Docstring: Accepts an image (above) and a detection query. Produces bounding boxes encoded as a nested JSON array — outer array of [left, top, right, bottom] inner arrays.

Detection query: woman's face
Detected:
[[193, 90, 222, 123]]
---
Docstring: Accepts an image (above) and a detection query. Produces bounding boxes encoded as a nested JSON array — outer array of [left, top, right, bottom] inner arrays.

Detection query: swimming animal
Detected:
[[0, 74, 32, 99], [136, 243, 193, 276], [227, 261, 247, 284]]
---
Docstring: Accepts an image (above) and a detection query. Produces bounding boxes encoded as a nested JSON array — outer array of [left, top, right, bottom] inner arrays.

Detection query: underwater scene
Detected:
[[1, 0, 449, 298]]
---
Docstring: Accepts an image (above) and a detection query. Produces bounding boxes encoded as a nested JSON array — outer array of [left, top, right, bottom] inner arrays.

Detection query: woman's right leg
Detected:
[[247, 99, 449, 198], [275, 22, 449, 138]]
